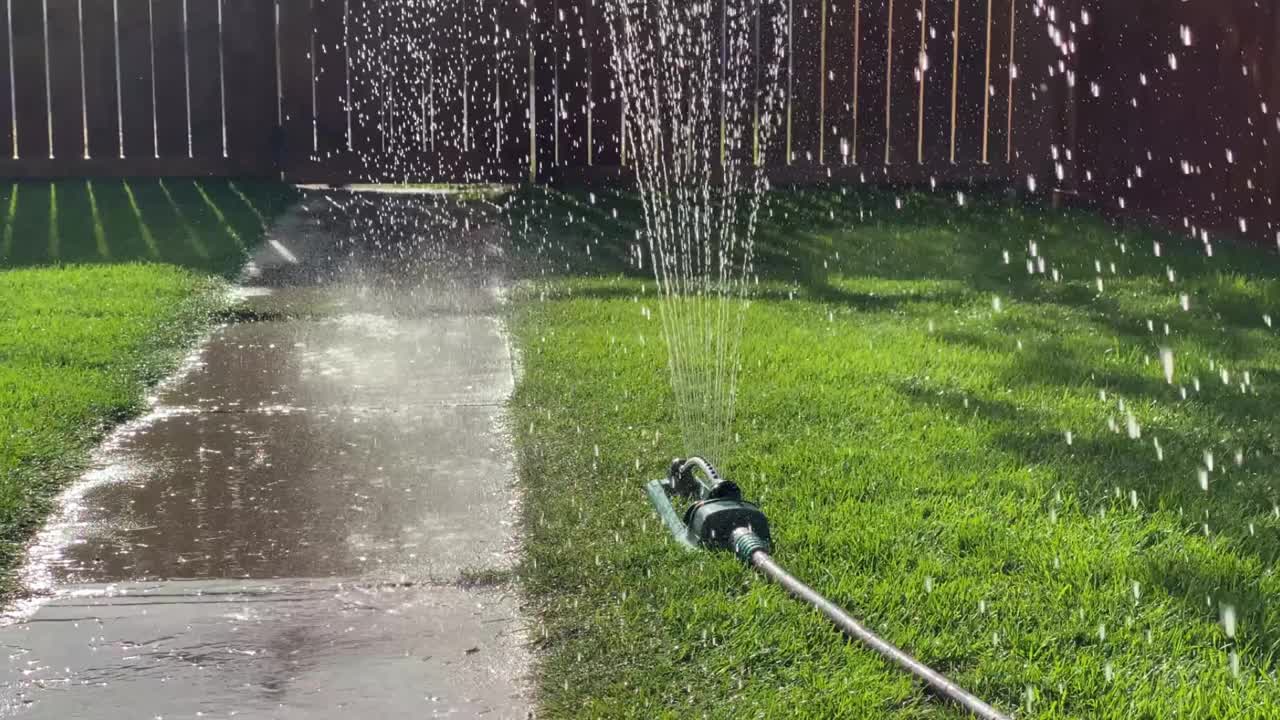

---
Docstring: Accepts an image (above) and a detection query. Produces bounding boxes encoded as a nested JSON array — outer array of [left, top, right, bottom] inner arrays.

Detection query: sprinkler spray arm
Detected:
[[644, 457, 1011, 720]]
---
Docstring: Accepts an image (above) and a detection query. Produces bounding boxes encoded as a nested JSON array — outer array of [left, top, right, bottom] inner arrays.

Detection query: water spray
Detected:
[[646, 457, 1011, 720]]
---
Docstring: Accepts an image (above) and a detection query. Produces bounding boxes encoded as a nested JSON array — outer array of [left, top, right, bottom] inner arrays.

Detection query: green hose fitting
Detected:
[[732, 527, 771, 564]]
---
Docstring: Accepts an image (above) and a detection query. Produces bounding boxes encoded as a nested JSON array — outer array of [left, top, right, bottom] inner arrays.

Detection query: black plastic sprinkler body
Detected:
[[646, 457, 1011, 720]]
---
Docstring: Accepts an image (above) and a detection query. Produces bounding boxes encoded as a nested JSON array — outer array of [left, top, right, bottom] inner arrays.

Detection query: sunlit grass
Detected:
[[86, 180, 109, 259], [508, 188, 1280, 718], [122, 179, 161, 260], [158, 179, 210, 260], [0, 179, 292, 275], [0, 179, 293, 591]]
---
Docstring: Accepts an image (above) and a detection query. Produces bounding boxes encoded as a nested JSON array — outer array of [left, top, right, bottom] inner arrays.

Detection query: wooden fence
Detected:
[[0, 1, 1276, 243]]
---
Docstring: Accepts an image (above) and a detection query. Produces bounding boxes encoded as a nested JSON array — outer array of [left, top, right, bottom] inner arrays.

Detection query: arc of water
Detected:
[[604, 0, 789, 466]]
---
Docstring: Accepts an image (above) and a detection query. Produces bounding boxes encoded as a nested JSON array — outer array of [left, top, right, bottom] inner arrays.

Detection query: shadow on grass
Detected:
[[0, 179, 296, 278]]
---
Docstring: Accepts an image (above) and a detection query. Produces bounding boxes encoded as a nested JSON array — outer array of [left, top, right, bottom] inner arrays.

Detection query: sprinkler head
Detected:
[[683, 487, 772, 551], [648, 457, 772, 553]]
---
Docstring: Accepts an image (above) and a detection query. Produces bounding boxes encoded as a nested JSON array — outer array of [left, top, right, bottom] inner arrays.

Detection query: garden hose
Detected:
[[730, 528, 1011, 720], [647, 457, 1011, 720]]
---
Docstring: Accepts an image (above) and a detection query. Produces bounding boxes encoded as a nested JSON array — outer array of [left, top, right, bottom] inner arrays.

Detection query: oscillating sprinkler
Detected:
[[646, 457, 1011, 720]]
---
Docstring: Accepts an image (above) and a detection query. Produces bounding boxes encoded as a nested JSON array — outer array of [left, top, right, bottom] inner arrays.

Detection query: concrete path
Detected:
[[1, 192, 529, 718]]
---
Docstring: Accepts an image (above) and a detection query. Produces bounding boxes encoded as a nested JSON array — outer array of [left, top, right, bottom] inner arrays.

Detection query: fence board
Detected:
[[83, 0, 121, 159], [309, 0, 346, 161], [885, 0, 920, 165], [824, 0, 855, 166], [382, 0, 422, 170], [117, 0, 153, 160], [1221, 5, 1272, 239], [951, 0, 986, 165], [985, 0, 1012, 164], [0, 1, 11, 159], [187, 0, 223, 158], [533, 0, 557, 178], [1266, 6, 1280, 237], [919, 0, 953, 166], [711, 0, 732, 167], [344, 0, 377, 163], [774, 0, 793, 166], [853, 0, 887, 167], [465, 0, 499, 180], [422, 17, 444, 177], [587, 0, 618, 167], [12, 0, 49, 159], [278, 0, 314, 168], [150, 0, 188, 158], [375, 0, 409, 177], [721, 0, 761, 169], [47, 0, 83, 161], [556, 0, 588, 168], [223, 0, 274, 165], [499, 0, 532, 180], [788, 0, 821, 165], [758, 0, 788, 167], [432, 3, 467, 179], [1010, 0, 1055, 186]]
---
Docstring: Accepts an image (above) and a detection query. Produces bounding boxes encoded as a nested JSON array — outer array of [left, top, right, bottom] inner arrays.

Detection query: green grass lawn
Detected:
[[0, 179, 293, 590], [506, 188, 1280, 718]]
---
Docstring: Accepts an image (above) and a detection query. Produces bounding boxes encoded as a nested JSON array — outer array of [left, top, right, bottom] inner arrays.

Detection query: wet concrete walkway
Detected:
[[1, 193, 529, 718]]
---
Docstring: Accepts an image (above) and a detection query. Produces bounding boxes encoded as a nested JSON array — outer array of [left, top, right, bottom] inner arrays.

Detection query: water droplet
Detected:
[[1125, 413, 1141, 439], [1221, 604, 1237, 639], [1159, 347, 1175, 384]]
